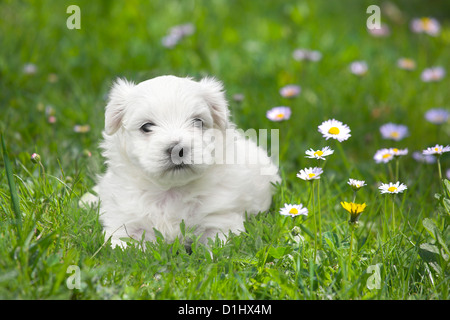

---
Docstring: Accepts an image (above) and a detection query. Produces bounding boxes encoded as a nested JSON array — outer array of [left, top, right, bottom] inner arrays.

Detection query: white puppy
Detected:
[[95, 75, 280, 248]]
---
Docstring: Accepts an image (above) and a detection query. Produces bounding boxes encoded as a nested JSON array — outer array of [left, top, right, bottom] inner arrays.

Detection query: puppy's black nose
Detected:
[[167, 144, 185, 164]]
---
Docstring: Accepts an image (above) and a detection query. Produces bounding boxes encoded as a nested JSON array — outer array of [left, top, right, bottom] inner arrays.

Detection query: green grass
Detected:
[[1, 0, 449, 299]]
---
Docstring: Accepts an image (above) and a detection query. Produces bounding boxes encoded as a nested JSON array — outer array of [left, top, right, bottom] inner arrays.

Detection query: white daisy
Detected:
[[347, 179, 367, 191], [367, 23, 390, 37], [422, 144, 450, 156], [279, 203, 308, 217], [397, 58, 416, 70], [73, 124, 91, 133], [318, 119, 351, 142], [161, 23, 195, 49], [389, 148, 408, 156], [22, 63, 37, 75], [410, 17, 441, 36], [292, 49, 322, 62], [279, 84, 301, 98], [379, 123, 409, 141], [374, 148, 394, 163], [266, 106, 291, 122], [412, 151, 436, 164], [421, 67, 445, 82], [379, 182, 407, 194], [297, 167, 323, 181], [349, 61, 368, 76], [424, 108, 449, 125], [305, 146, 334, 160]]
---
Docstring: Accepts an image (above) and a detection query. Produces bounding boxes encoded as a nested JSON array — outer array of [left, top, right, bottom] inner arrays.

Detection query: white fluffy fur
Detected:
[[95, 75, 280, 248]]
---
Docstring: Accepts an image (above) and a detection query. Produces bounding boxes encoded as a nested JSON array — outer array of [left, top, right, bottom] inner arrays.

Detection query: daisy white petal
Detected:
[[347, 179, 367, 190], [266, 106, 291, 122], [305, 146, 334, 160], [297, 167, 323, 181], [279, 203, 308, 217], [422, 144, 450, 155], [374, 148, 394, 163], [318, 119, 351, 142], [379, 181, 407, 194], [379, 123, 409, 141], [424, 108, 449, 125]]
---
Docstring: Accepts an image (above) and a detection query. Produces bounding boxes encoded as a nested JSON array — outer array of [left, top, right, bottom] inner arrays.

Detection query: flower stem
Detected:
[[437, 155, 443, 181], [387, 162, 394, 181], [335, 141, 351, 174], [318, 178, 322, 244], [391, 196, 396, 232], [383, 195, 388, 239], [312, 180, 317, 262], [395, 157, 400, 181], [349, 226, 355, 263]]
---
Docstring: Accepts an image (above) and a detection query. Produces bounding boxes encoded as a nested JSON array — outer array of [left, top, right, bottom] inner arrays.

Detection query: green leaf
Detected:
[[418, 243, 445, 274], [322, 232, 341, 250], [422, 218, 439, 241], [444, 179, 450, 197], [152, 249, 162, 261], [267, 246, 292, 259], [180, 219, 186, 237], [422, 218, 450, 256]]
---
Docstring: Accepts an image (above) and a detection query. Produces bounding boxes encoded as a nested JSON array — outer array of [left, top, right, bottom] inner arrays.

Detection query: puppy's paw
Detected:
[[110, 238, 128, 249]]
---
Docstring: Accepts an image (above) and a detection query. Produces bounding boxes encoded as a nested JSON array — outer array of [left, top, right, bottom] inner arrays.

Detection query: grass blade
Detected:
[[1, 134, 22, 239]]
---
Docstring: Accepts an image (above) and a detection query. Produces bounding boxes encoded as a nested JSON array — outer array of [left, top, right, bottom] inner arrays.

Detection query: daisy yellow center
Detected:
[[328, 127, 340, 135], [285, 89, 296, 96], [434, 147, 440, 152], [390, 131, 399, 138], [308, 173, 316, 178], [289, 208, 298, 215], [421, 18, 432, 30], [276, 113, 284, 119], [392, 148, 398, 153], [388, 186, 397, 192], [314, 150, 324, 157], [401, 59, 414, 68], [382, 153, 391, 159]]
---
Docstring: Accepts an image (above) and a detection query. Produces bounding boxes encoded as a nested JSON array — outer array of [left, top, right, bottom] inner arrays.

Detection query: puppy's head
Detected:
[[104, 75, 230, 186]]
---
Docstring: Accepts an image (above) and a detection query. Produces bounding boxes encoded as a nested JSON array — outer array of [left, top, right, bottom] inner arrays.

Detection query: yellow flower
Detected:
[[341, 201, 367, 225]]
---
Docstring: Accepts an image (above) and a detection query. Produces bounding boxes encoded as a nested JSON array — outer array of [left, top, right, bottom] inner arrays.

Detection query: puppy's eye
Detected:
[[193, 118, 203, 128], [140, 122, 154, 133]]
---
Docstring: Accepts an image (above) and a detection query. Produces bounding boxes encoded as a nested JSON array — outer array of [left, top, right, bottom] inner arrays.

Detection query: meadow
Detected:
[[0, 0, 449, 300]]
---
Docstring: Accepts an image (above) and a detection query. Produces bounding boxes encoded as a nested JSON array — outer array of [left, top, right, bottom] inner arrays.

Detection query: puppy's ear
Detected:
[[104, 78, 135, 135], [199, 77, 230, 130]]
